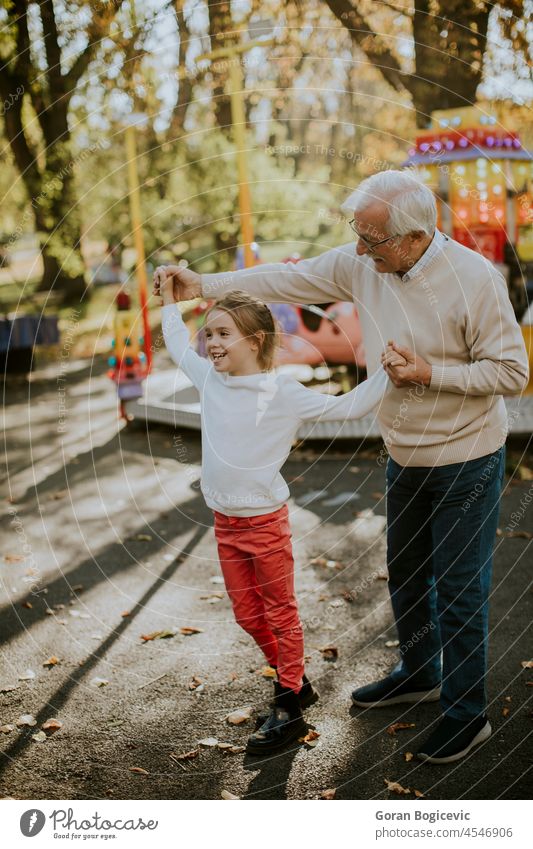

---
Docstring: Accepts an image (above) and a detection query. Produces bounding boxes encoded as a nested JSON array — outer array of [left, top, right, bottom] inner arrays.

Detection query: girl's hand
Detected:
[[153, 266, 175, 305], [152, 263, 202, 303]]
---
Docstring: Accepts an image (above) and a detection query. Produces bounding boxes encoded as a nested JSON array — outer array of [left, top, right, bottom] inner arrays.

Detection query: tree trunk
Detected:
[[411, 1, 490, 128]]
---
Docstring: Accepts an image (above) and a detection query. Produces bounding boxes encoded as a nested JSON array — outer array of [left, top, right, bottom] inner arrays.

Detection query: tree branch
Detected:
[[323, 0, 408, 93], [64, 0, 125, 95]]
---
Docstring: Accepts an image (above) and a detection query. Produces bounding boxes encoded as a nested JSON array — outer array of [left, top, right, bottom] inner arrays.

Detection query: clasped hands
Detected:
[[381, 340, 432, 388]]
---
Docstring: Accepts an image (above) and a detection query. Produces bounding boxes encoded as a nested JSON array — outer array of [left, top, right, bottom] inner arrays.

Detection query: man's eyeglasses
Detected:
[[348, 219, 398, 252]]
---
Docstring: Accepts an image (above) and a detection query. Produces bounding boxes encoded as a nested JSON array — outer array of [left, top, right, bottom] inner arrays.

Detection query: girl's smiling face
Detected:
[[204, 309, 263, 376]]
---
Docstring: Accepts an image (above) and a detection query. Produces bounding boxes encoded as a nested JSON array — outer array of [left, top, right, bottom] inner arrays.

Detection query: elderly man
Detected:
[[155, 170, 528, 764]]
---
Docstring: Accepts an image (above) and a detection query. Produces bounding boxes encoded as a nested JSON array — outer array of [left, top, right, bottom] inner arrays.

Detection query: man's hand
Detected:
[[381, 340, 432, 388], [152, 264, 202, 303]]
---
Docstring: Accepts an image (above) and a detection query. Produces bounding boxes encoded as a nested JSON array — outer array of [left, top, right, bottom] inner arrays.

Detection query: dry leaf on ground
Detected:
[[171, 750, 199, 761], [0, 725, 15, 734], [42, 718, 63, 733], [198, 737, 219, 747], [180, 627, 203, 636], [384, 778, 411, 795], [18, 669, 36, 681], [319, 646, 338, 660], [414, 789, 425, 798], [404, 752, 414, 762], [140, 630, 176, 642], [31, 731, 47, 743], [43, 657, 59, 668], [129, 767, 149, 775], [386, 722, 416, 736], [320, 789, 336, 799], [225, 707, 253, 725], [299, 729, 320, 747], [521, 660, 533, 669], [259, 666, 277, 678], [17, 715, 37, 727], [188, 676, 203, 691]]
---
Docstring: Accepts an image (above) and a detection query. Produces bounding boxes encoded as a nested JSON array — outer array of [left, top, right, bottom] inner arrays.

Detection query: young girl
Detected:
[[156, 268, 400, 755]]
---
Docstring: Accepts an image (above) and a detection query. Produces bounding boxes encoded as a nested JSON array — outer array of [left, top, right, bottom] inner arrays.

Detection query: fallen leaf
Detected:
[[320, 788, 336, 799], [171, 750, 199, 761], [17, 714, 37, 727], [259, 666, 277, 679], [217, 742, 233, 750], [3, 553, 25, 564], [221, 790, 240, 800], [129, 767, 149, 775], [521, 660, 533, 669], [404, 752, 414, 762], [121, 611, 130, 618], [18, 669, 36, 681], [504, 696, 512, 702], [502, 707, 510, 717], [504, 531, 533, 540], [140, 630, 176, 642], [188, 676, 203, 691], [414, 789, 425, 798], [134, 534, 152, 541], [31, 731, 47, 743], [198, 738, 219, 747], [43, 656, 59, 668], [526, 681, 533, 687], [299, 729, 320, 747], [21, 601, 32, 609], [90, 677, 109, 688], [227, 745, 245, 754], [225, 707, 253, 725], [319, 646, 338, 660], [42, 718, 63, 733], [385, 640, 400, 648], [384, 778, 411, 795], [51, 489, 68, 500], [180, 627, 203, 636], [386, 722, 416, 736], [0, 725, 15, 734]]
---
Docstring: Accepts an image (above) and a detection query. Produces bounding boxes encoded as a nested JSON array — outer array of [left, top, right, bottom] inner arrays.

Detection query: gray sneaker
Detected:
[[351, 675, 441, 708]]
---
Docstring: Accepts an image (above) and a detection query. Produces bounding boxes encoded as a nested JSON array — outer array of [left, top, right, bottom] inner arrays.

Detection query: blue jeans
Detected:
[[386, 446, 505, 721]]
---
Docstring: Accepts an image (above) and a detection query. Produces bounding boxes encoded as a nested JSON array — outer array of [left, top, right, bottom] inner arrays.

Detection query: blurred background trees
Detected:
[[0, 0, 531, 305]]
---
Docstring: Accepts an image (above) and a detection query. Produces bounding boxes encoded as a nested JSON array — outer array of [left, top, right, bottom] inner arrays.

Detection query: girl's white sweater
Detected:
[[162, 303, 387, 516]]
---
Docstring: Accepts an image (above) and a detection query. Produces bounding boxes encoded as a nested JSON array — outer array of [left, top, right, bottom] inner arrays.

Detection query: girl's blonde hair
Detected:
[[206, 290, 280, 370]]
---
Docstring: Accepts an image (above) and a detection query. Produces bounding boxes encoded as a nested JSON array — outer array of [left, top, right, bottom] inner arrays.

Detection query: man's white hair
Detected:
[[340, 169, 437, 237]]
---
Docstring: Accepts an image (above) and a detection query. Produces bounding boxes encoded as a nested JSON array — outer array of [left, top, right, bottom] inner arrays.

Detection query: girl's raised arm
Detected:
[[161, 303, 210, 389]]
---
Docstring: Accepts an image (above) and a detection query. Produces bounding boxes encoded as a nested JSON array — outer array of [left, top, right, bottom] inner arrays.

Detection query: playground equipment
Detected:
[[403, 105, 533, 319], [107, 290, 149, 417]]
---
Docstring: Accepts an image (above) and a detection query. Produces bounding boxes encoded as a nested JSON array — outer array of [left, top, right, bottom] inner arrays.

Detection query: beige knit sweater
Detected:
[[202, 238, 529, 466]]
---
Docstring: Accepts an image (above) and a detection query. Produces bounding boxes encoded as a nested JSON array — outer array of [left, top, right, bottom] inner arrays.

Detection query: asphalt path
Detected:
[[1, 355, 531, 800]]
